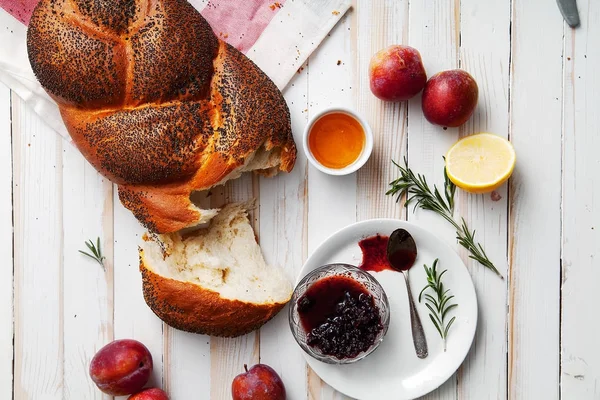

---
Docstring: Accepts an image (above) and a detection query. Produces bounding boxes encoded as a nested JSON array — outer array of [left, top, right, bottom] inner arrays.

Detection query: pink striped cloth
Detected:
[[0, 0, 351, 139]]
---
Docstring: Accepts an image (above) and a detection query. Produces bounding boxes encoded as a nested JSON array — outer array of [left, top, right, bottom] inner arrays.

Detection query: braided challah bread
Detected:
[[27, 0, 296, 337], [27, 0, 296, 233]]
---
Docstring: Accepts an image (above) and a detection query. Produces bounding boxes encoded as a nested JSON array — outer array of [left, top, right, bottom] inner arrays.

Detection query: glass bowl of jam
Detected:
[[289, 263, 390, 364]]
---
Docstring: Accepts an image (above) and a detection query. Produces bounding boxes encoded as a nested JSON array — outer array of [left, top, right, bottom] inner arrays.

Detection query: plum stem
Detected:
[[243, 364, 248, 373]]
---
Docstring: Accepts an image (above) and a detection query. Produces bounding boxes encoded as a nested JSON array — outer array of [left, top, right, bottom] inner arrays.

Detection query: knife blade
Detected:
[[557, 0, 581, 28]]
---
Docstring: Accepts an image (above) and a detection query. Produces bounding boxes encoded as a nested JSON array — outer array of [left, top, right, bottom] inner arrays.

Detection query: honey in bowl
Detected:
[[308, 112, 365, 169]]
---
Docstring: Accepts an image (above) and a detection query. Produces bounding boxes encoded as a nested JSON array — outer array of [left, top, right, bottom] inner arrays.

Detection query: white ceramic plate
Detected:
[[296, 219, 477, 400]]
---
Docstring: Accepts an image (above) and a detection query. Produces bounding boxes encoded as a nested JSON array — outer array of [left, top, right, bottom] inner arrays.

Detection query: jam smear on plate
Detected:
[[297, 275, 383, 360], [358, 234, 393, 272], [358, 233, 418, 272]]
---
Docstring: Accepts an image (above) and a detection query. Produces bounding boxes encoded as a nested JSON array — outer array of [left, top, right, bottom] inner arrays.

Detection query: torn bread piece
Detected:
[[139, 202, 292, 337]]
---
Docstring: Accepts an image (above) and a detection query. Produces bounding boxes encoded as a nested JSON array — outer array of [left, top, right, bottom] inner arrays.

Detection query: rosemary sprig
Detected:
[[418, 259, 457, 351], [79, 237, 105, 269], [386, 157, 503, 278]]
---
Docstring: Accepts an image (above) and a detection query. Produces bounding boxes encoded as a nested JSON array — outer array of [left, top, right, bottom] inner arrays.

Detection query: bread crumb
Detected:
[[332, 10, 340, 15], [491, 191, 502, 202], [297, 66, 304, 74], [270, 2, 283, 10], [337, 60, 341, 65]]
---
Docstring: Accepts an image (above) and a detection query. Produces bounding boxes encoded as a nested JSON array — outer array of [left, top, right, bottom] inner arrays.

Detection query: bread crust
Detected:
[[27, 0, 296, 232], [139, 249, 289, 337]]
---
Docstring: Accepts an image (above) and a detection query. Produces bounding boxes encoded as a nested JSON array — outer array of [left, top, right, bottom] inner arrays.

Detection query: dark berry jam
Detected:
[[358, 234, 394, 272], [297, 275, 383, 359]]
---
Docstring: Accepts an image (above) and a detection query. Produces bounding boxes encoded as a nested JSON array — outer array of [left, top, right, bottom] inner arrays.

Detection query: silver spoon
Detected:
[[387, 228, 428, 359]]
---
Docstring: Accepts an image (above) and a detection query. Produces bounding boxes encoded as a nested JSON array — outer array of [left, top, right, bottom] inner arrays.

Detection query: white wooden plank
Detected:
[[407, 0, 460, 240], [259, 65, 309, 399], [61, 140, 113, 399], [163, 194, 210, 400], [12, 93, 64, 399], [508, 0, 563, 398], [0, 83, 13, 400], [163, 328, 210, 399], [209, 175, 260, 400], [561, 1, 600, 397], [456, 0, 510, 398], [407, 1, 459, 399], [305, 11, 356, 400], [355, 0, 408, 221], [306, 6, 357, 252], [113, 196, 164, 390]]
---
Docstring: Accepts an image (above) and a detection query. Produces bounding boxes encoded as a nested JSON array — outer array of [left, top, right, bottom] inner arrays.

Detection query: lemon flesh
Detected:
[[445, 133, 516, 194]]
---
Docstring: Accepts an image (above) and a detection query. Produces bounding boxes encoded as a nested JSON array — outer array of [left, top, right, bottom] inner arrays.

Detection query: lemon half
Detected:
[[445, 133, 516, 194]]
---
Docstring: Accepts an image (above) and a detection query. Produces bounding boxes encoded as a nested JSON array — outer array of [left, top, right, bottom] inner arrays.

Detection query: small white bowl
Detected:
[[303, 107, 373, 176]]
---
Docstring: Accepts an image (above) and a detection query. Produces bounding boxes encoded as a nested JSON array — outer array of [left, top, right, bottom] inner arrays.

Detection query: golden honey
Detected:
[[308, 112, 365, 169]]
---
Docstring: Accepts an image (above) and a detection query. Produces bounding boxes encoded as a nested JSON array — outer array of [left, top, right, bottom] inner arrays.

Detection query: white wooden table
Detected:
[[1, 0, 599, 398]]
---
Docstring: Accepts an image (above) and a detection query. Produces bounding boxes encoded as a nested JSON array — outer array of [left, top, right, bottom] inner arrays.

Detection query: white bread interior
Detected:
[[141, 202, 292, 304], [188, 146, 282, 228]]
